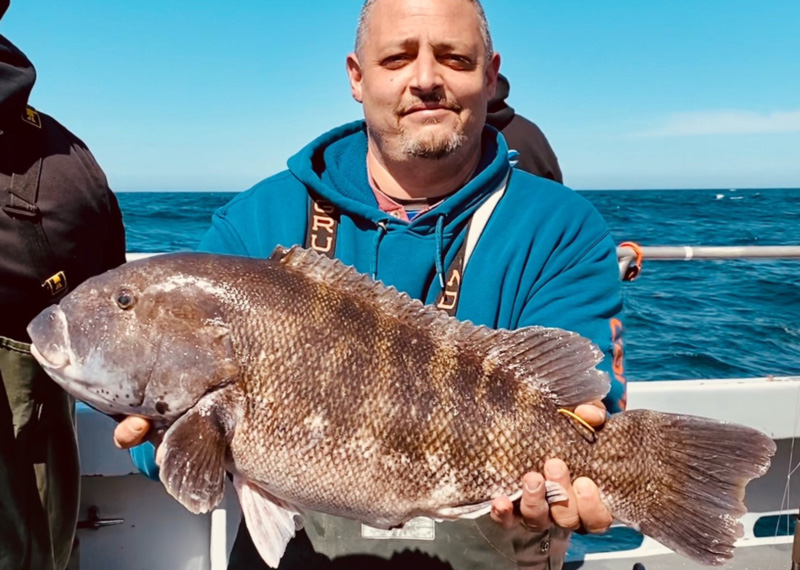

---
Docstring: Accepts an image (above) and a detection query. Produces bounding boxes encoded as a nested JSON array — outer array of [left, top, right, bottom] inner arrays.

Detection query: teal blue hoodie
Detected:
[[199, 120, 625, 412]]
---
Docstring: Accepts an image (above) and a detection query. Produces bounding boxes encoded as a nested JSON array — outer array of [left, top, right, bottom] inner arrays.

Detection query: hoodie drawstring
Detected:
[[435, 215, 446, 289], [370, 220, 388, 280]]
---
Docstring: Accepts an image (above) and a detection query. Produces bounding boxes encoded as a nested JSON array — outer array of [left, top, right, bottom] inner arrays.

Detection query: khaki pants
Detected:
[[229, 509, 571, 569], [0, 336, 80, 570]]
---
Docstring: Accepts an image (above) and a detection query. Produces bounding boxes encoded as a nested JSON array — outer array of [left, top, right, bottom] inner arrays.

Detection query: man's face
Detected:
[[347, 0, 500, 162]]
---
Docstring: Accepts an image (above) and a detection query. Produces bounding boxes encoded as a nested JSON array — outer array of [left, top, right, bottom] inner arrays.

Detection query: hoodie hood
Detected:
[[286, 120, 512, 290], [486, 73, 515, 131], [0, 34, 35, 128], [286, 120, 511, 236]]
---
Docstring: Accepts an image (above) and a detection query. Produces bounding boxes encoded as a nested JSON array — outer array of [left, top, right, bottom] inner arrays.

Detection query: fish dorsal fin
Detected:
[[270, 245, 452, 330], [270, 245, 608, 407], [456, 325, 610, 408]]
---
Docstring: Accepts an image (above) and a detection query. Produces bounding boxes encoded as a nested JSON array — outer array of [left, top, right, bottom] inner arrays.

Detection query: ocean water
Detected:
[[117, 187, 800, 384]]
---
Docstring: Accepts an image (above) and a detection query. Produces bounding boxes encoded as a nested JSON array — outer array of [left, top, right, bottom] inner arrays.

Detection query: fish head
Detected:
[[27, 254, 240, 421]]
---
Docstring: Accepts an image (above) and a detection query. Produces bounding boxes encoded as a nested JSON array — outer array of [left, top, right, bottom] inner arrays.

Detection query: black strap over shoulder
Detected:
[[434, 241, 466, 315], [306, 194, 469, 317], [2, 107, 68, 300], [305, 194, 339, 258], [305, 168, 510, 318]]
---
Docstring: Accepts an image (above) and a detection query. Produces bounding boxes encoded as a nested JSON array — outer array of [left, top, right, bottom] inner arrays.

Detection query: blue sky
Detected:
[[2, 0, 798, 191]]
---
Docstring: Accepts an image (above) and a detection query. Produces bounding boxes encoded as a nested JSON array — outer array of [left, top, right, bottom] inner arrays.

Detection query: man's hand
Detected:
[[113, 416, 151, 449], [490, 401, 613, 534]]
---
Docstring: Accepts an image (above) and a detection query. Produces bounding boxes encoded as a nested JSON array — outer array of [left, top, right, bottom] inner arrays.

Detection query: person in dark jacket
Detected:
[[0, 2, 127, 568], [486, 73, 563, 183]]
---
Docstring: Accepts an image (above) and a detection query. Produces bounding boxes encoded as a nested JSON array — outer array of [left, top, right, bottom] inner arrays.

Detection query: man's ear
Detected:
[[346, 53, 364, 103], [486, 52, 501, 99]]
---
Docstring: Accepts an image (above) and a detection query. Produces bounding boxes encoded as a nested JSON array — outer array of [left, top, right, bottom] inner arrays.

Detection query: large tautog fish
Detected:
[[28, 245, 775, 567]]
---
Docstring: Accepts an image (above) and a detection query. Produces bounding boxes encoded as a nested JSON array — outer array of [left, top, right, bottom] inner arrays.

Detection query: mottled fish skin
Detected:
[[27, 246, 776, 567], [195, 249, 599, 527]]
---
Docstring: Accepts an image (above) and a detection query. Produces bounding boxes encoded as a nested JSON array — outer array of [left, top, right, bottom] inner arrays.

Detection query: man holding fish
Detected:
[[115, 0, 626, 567]]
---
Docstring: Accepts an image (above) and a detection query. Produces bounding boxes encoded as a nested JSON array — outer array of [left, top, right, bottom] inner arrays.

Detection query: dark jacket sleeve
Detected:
[[98, 166, 127, 271], [65, 134, 127, 271]]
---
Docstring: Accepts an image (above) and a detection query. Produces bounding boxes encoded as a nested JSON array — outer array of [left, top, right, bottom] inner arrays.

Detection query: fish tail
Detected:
[[594, 409, 775, 565]]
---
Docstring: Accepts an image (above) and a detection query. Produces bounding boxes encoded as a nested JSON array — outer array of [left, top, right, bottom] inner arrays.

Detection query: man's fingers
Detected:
[[113, 416, 151, 449], [516, 471, 551, 532], [155, 443, 165, 467], [490, 496, 517, 530], [544, 459, 581, 531], [574, 477, 613, 534], [573, 401, 606, 428]]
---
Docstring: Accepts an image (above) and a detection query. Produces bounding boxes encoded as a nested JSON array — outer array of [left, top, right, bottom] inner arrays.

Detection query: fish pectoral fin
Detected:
[[159, 402, 230, 515], [434, 498, 495, 521], [544, 481, 569, 504], [434, 489, 523, 521], [234, 476, 304, 568]]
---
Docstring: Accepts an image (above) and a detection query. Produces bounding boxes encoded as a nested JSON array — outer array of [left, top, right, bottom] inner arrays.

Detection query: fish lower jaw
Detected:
[[46, 371, 132, 416], [30, 344, 69, 370]]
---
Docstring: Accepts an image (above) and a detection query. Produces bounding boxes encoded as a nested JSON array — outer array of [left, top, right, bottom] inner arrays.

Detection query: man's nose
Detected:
[[409, 52, 443, 93]]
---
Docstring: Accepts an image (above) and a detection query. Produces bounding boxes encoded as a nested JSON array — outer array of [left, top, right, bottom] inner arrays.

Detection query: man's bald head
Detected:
[[354, 0, 493, 61]]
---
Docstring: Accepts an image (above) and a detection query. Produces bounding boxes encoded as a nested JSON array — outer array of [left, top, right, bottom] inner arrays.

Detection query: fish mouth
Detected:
[[31, 342, 136, 416], [27, 305, 148, 416], [28, 306, 71, 370], [30, 343, 69, 371]]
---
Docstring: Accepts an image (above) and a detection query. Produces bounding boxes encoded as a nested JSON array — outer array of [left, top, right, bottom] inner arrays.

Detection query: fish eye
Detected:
[[116, 289, 136, 310]]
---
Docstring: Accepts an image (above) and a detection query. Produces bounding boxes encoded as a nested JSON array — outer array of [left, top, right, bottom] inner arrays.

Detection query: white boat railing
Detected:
[[128, 245, 800, 283], [617, 245, 800, 261], [616, 244, 800, 280], [130, 245, 800, 263], [126, 252, 157, 262]]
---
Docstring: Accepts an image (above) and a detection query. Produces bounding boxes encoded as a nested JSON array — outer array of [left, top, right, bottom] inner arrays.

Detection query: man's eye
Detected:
[[381, 55, 411, 69], [442, 55, 474, 70]]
